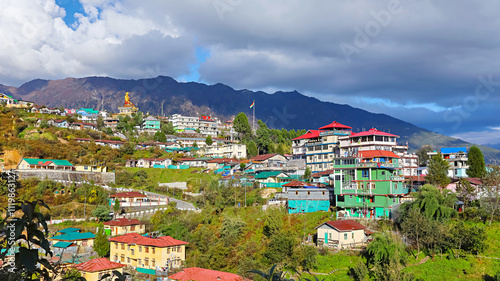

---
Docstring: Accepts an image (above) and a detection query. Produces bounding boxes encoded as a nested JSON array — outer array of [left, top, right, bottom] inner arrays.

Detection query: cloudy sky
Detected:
[[1, 0, 500, 145]]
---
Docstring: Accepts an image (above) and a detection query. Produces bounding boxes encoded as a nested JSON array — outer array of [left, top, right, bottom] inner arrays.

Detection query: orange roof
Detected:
[[74, 258, 125, 272], [359, 150, 399, 159], [103, 218, 142, 226], [169, 267, 246, 281], [108, 233, 188, 247], [110, 192, 147, 198], [283, 181, 308, 187]]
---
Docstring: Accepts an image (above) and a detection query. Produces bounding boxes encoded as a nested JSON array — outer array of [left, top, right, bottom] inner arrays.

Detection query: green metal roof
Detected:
[[78, 108, 99, 114], [255, 171, 283, 179], [57, 227, 81, 233], [22, 158, 73, 166], [136, 267, 156, 275], [53, 241, 74, 248], [51, 232, 95, 241]]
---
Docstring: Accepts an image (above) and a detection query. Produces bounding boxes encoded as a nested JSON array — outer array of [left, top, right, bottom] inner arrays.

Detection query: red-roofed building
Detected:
[[318, 121, 352, 130], [109, 233, 188, 270], [103, 218, 145, 235], [315, 220, 368, 249], [110, 192, 147, 204], [169, 267, 246, 281], [297, 121, 353, 173], [74, 258, 125, 281], [339, 128, 418, 178]]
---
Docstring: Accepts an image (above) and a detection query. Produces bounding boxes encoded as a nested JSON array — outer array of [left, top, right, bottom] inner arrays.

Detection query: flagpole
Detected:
[[253, 100, 255, 132]]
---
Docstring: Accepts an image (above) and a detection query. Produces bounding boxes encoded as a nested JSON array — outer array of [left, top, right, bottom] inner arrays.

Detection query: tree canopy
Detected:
[[466, 146, 486, 178], [426, 153, 450, 187]]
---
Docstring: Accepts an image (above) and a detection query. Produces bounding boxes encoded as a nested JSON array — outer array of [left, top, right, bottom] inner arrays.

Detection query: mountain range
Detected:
[[2, 75, 500, 163]]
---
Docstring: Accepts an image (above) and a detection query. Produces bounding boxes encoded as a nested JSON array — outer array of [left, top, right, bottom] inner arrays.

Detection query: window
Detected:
[[145, 247, 149, 253], [295, 191, 298, 195], [139, 246, 142, 252], [362, 169, 369, 177], [167, 248, 170, 254], [127, 257, 130, 263], [131, 226, 136, 231], [138, 259, 142, 266], [145, 258, 149, 266], [152, 259, 156, 267], [329, 233, 332, 239], [121, 244, 125, 250], [178, 246, 182, 253], [352, 233, 354, 239], [115, 243, 118, 249], [344, 233, 348, 240], [152, 248, 155, 254], [131, 249, 134, 255], [307, 191, 310, 195], [322, 191, 325, 195], [120, 255, 124, 262]]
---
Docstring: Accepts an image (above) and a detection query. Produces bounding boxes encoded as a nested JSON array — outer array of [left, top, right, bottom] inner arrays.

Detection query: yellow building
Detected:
[[109, 233, 188, 271], [103, 218, 146, 236], [74, 164, 108, 172], [74, 257, 126, 281]]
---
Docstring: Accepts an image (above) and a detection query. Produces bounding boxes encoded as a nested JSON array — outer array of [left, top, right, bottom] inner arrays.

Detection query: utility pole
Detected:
[[84, 188, 87, 219]]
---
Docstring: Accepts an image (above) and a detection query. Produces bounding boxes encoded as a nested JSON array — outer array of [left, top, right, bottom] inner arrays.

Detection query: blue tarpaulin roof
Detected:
[[136, 267, 156, 275], [53, 241, 73, 248], [441, 147, 467, 154]]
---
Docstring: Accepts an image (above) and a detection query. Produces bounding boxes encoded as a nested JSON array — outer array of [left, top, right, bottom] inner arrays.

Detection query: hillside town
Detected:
[[0, 91, 498, 281]]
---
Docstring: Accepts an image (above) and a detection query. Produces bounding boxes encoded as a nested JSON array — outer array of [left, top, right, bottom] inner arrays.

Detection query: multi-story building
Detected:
[[109, 233, 188, 270], [331, 150, 408, 219], [170, 114, 199, 134], [303, 121, 352, 173], [103, 218, 146, 236], [428, 147, 468, 178], [339, 128, 418, 178], [201, 144, 247, 159], [143, 116, 161, 131], [198, 115, 224, 137]]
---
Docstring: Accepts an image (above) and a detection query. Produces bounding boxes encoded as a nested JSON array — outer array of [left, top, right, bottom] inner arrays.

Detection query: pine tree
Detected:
[[93, 226, 110, 257], [205, 135, 213, 146], [247, 140, 258, 157], [466, 146, 486, 178], [426, 153, 451, 187]]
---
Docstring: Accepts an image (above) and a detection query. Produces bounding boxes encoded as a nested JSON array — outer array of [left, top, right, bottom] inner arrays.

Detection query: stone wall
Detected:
[[14, 169, 115, 185]]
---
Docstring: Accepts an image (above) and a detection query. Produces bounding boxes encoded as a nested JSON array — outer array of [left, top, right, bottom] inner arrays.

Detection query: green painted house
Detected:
[[17, 158, 74, 170], [143, 116, 160, 130], [332, 150, 409, 219]]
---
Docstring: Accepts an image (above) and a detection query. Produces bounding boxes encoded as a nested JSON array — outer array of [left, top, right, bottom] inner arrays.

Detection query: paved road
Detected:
[[142, 190, 197, 211]]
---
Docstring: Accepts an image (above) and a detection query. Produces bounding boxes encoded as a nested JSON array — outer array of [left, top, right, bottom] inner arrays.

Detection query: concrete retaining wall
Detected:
[[15, 169, 115, 185]]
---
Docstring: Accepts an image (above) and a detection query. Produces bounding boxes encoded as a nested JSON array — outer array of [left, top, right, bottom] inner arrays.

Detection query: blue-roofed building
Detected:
[[57, 227, 81, 234], [49, 232, 96, 251], [52, 241, 78, 255], [428, 147, 469, 178]]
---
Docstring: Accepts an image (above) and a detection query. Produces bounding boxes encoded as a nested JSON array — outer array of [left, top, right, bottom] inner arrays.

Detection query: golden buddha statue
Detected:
[[124, 92, 135, 107]]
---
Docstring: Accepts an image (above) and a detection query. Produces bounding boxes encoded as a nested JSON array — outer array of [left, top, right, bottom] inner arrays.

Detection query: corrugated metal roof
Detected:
[[75, 258, 125, 272]]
